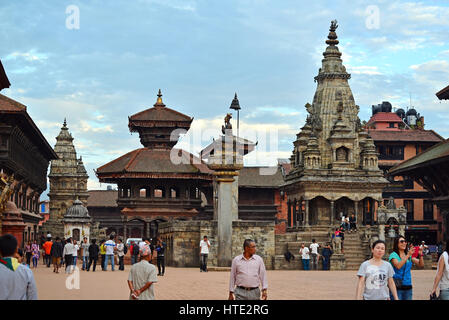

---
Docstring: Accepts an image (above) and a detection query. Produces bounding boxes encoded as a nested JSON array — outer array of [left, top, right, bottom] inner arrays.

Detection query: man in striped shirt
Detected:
[[229, 239, 268, 300]]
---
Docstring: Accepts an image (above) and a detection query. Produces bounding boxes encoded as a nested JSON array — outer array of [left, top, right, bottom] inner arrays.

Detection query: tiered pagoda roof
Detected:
[[96, 90, 212, 182]]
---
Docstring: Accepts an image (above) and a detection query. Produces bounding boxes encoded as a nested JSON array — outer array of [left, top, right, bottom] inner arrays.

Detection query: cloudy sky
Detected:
[[1, 0, 449, 195]]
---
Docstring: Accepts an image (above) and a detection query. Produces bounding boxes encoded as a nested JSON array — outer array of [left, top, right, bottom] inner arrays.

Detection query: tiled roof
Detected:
[[238, 166, 285, 188], [390, 138, 449, 174], [96, 148, 213, 176], [436, 85, 449, 100], [0, 93, 27, 112], [368, 130, 444, 143], [0, 61, 10, 91], [0, 94, 57, 160], [367, 112, 403, 124], [129, 105, 192, 122], [87, 190, 118, 207]]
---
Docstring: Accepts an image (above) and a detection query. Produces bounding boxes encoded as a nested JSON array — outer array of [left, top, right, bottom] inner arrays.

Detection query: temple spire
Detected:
[[154, 89, 165, 107], [63, 118, 67, 128], [326, 19, 339, 46]]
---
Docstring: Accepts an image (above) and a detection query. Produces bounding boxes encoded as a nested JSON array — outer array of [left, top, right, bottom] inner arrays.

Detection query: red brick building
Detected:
[[366, 102, 445, 244]]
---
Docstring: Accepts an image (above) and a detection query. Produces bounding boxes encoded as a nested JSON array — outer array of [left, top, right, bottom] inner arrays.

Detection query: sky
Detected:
[[1, 0, 449, 196]]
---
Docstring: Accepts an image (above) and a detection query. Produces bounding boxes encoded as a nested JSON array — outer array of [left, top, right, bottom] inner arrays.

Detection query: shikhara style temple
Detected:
[[284, 20, 388, 228]]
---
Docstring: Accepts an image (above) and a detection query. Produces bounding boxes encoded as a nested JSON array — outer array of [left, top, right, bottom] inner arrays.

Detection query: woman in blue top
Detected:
[[388, 235, 424, 300]]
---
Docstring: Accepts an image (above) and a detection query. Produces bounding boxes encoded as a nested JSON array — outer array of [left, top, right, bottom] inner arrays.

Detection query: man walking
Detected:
[[50, 237, 64, 273], [321, 243, 333, 270], [0, 234, 38, 300], [131, 241, 140, 265], [42, 237, 53, 268], [155, 237, 166, 276], [87, 239, 99, 272], [199, 235, 210, 272], [81, 237, 90, 271], [63, 238, 74, 273], [104, 235, 116, 271], [127, 246, 158, 300], [309, 239, 320, 270], [229, 239, 268, 300], [117, 238, 125, 271]]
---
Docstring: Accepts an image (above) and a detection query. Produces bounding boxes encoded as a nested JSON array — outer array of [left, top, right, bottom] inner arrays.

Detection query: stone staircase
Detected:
[[342, 231, 369, 270]]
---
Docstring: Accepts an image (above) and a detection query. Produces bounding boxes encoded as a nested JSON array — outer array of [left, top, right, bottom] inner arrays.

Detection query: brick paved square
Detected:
[[33, 264, 436, 300]]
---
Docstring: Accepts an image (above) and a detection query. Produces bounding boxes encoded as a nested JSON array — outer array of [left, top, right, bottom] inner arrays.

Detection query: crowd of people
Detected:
[[2, 231, 449, 301]]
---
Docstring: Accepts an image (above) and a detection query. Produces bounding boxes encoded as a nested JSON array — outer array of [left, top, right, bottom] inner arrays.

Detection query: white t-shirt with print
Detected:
[[200, 240, 210, 254], [105, 240, 116, 255], [300, 247, 310, 259]]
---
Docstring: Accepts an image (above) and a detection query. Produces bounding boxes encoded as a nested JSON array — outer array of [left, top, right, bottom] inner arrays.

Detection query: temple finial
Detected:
[[63, 118, 67, 127], [326, 19, 339, 46], [154, 89, 165, 107]]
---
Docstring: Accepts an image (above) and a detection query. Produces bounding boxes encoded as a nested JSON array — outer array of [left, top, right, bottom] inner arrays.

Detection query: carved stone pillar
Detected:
[[305, 200, 310, 227], [293, 199, 297, 227], [330, 200, 335, 226], [378, 224, 385, 241], [354, 200, 359, 226]]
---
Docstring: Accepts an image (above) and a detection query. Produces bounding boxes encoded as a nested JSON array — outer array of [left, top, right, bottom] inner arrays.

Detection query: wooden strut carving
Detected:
[[0, 173, 14, 211]]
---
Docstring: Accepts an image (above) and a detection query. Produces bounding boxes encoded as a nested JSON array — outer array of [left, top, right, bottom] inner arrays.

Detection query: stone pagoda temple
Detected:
[[95, 90, 213, 240], [43, 119, 89, 238], [281, 21, 389, 269]]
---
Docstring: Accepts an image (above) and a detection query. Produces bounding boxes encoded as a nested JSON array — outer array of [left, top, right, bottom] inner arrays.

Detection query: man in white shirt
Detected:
[[299, 243, 310, 270], [199, 235, 211, 272], [104, 235, 116, 271], [309, 239, 320, 270]]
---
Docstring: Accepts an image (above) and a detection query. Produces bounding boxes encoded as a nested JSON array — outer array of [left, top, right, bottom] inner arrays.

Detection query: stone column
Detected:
[[330, 200, 335, 226], [231, 176, 239, 221], [378, 224, 385, 241], [354, 201, 359, 226], [145, 222, 150, 239], [216, 177, 234, 266], [305, 200, 310, 227], [293, 200, 297, 227]]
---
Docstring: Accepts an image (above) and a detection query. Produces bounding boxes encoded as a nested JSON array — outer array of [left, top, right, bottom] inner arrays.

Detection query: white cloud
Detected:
[[5, 49, 48, 62], [347, 66, 382, 75]]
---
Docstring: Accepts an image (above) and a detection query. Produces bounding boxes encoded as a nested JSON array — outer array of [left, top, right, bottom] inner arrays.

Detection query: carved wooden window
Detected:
[[139, 188, 147, 198], [423, 200, 434, 221], [170, 187, 179, 199], [154, 187, 165, 198]]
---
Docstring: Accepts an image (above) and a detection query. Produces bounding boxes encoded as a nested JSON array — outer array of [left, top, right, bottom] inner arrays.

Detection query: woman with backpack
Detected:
[[430, 240, 449, 300], [388, 235, 424, 300]]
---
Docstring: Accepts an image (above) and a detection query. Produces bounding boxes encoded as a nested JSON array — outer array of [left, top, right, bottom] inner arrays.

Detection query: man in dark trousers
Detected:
[[50, 237, 64, 274], [87, 239, 99, 272], [155, 237, 166, 276], [321, 243, 333, 270]]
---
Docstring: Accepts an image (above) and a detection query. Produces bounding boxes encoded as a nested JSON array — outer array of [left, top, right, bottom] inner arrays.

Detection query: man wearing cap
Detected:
[[127, 245, 158, 300]]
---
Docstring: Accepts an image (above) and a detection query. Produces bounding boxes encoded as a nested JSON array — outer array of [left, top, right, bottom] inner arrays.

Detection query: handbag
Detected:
[[430, 292, 439, 300], [393, 262, 406, 290]]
